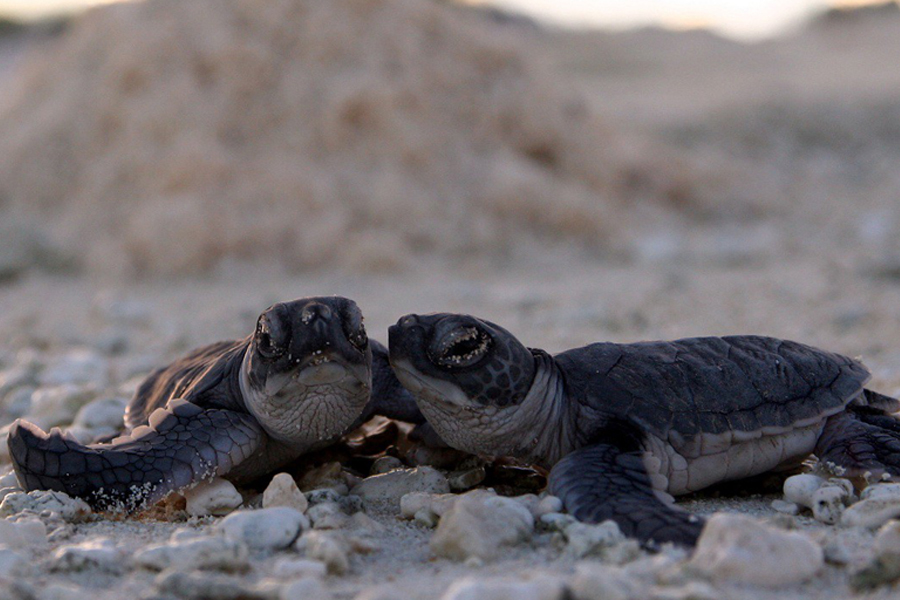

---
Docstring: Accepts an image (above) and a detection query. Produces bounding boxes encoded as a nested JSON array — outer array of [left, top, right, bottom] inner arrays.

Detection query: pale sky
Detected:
[[0, 0, 883, 40]]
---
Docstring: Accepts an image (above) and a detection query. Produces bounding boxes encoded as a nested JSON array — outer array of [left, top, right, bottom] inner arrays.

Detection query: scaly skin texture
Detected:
[[7, 297, 422, 511], [389, 312, 900, 547]]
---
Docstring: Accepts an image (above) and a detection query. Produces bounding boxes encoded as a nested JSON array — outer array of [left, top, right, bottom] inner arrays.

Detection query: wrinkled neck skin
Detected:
[[238, 348, 371, 451], [416, 350, 575, 468]]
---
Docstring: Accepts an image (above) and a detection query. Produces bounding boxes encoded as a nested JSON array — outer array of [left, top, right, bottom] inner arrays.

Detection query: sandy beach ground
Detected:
[[3, 2, 900, 599]]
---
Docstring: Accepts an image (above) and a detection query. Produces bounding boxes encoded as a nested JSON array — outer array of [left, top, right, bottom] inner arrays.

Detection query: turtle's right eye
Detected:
[[429, 326, 492, 369], [256, 314, 287, 359]]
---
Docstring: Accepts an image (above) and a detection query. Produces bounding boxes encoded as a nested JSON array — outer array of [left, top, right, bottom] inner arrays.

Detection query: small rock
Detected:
[[647, 581, 719, 600], [50, 538, 122, 573], [308, 502, 351, 529], [0, 490, 91, 520], [133, 536, 250, 572], [0, 364, 37, 398], [298, 462, 346, 492], [24, 385, 97, 429], [40, 349, 109, 387], [570, 562, 646, 600], [875, 520, 900, 555], [370, 456, 404, 475], [37, 583, 97, 600], [351, 467, 450, 505], [537, 495, 563, 516], [400, 492, 458, 520], [851, 520, 900, 590], [842, 497, 900, 529], [4, 385, 35, 419], [271, 557, 328, 579], [448, 467, 486, 492], [782, 473, 824, 508], [862, 483, 900, 501], [0, 517, 47, 547], [279, 577, 330, 600], [430, 490, 534, 562], [561, 521, 637, 561], [440, 576, 566, 600], [306, 488, 344, 506], [770, 499, 799, 515], [414, 508, 439, 528], [296, 531, 350, 575], [71, 396, 128, 432], [539, 512, 577, 532], [185, 478, 244, 517], [0, 548, 27, 578], [689, 513, 823, 587], [217, 507, 308, 552], [154, 570, 277, 600], [811, 483, 851, 524], [263, 473, 308, 513]]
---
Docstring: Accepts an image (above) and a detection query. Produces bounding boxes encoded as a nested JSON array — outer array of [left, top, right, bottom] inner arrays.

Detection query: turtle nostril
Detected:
[[302, 303, 333, 324]]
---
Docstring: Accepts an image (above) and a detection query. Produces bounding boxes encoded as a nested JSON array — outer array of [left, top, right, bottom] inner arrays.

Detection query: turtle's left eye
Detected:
[[341, 305, 368, 352], [430, 326, 492, 369], [256, 314, 287, 359]]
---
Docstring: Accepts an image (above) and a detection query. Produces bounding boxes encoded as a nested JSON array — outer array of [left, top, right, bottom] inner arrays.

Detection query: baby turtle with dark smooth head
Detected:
[[7, 296, 419, 510], [389, 312, 900, 547]]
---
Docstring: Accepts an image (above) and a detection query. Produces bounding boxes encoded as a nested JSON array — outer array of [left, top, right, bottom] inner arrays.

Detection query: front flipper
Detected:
[[8, 399, 263, 511], [549, 442, 704, 547]]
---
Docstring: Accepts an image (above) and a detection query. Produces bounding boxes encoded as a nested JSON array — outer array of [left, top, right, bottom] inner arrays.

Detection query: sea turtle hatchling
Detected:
[[7, 296, 421, 510], [388, 312, 900, 547]]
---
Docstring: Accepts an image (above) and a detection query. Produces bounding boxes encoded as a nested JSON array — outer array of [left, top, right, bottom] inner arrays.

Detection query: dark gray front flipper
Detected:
[[815, 403, 900, 478], [8, 399, 263, 511], [549, 442, 705, 548]]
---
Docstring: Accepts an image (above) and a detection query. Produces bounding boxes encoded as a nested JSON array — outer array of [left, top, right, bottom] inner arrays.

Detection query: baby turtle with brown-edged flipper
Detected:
[[7, 296, 422, 510], [388, 313, 900, 547]]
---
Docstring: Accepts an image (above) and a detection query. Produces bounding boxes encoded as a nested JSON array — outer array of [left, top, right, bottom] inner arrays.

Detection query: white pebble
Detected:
[[862, 483, 900, 501], [0, 517, 47, 548], [561, 521, 632, 560], [440, 576, 566, 600], [280, 577, 331, 600], [351, 467, 450, 505], [71, 396, 128, 431], [400, 492, 458, 520], [811, 484, 850, 524], [874, 520, 900, 556], [569, 562, 646, 600], [770, 499, 800, 515], [689, 513, 823, 586], [184, 478, 244, 517], [51, 538, 122, 573], [308, 502, 351, 529], [842, 498, 900, 529], [430, 490, 534, 562], [0, 548, 27, 578], [782, 474, 825, 508], [272, 557, 328, 579], [263, 473, 308, 513], [296, 531, 349, 574], [217, 507, 308, 552], [133, 535, 249, 571], [0, 490, 91, 520]]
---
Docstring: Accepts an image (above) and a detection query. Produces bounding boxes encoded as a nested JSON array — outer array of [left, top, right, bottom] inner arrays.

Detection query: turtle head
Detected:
[[240, 296, 372, 446], [388, 312, 540, 456]]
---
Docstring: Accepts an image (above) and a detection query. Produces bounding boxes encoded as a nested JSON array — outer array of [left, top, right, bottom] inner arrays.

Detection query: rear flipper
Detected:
[[549, 442, 705, 548], [815, 403, 900, 479], [7, 399, 263, 511]]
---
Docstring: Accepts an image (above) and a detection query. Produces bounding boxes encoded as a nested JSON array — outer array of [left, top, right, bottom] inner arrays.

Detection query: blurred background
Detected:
[[1, 0, 900, 427]]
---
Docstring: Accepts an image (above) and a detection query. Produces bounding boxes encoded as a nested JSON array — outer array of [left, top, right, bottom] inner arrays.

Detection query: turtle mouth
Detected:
[[391, 358, 472, 408], [261, 351, 369, 395]]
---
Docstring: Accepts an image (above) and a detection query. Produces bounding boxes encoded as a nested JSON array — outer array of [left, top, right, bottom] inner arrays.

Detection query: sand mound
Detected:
[[0, 0, 701, 276]]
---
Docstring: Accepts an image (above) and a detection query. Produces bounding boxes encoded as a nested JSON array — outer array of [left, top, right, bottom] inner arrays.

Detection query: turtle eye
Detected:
[[431, 326, 492, 369], [341, 306, 368, 352], [256, 314, 287, 359]]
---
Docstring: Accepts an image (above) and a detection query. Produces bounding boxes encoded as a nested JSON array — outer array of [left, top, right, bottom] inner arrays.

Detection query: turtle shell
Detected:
[[557, 335, 870, 443]]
